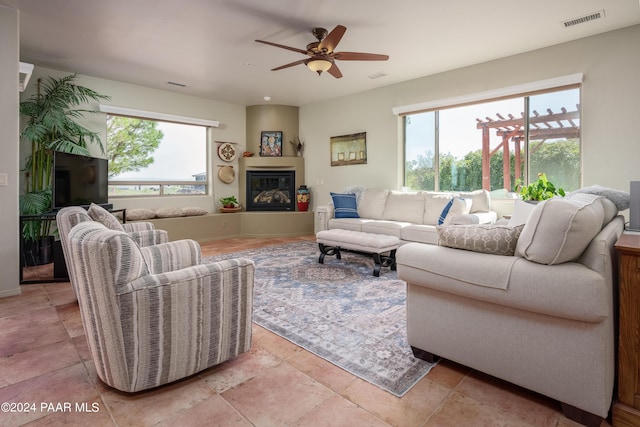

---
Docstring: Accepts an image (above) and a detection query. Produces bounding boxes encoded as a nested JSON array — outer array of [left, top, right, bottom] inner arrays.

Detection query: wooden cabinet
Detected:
[[614, 233, 640, 426]]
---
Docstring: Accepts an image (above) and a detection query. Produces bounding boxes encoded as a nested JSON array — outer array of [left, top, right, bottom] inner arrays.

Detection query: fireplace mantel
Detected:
[[239, 157, 305, 210]]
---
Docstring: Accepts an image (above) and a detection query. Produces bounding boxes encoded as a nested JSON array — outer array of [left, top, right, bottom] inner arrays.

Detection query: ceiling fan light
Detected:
[[306, 58, 333, 75]]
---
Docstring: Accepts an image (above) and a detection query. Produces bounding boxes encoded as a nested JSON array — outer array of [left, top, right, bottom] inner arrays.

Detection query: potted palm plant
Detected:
[[515, 172, 565, 202], [20, 74, 110, 265]]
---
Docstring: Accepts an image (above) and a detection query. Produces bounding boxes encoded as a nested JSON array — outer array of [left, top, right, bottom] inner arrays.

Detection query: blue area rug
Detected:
[[206, 241, 436, 397]]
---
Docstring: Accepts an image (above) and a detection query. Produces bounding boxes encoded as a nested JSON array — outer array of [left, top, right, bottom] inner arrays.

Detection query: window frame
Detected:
[[401, 82, 581, 192], [102, 107, 215, 199]]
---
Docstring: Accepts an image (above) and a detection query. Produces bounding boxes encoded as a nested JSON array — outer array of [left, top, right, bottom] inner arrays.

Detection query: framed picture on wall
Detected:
[[260, 131, 283, 157], [330, 132, 367, 166]]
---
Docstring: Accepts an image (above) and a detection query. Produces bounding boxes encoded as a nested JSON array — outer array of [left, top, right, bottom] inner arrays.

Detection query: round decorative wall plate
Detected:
[[218, 166, 235, 184], [217, 142, 236, 162]]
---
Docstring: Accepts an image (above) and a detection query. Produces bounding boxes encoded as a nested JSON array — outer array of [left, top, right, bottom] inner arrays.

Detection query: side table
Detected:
[[614, 232, 640, 426]]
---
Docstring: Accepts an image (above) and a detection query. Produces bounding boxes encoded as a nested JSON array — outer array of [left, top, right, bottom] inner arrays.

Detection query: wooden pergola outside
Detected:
[[475, 106, 580, 191]]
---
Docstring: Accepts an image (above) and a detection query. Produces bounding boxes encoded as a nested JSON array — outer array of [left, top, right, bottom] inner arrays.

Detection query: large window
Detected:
[[404, 86, 581, 192], [107, 115, 208, 197]]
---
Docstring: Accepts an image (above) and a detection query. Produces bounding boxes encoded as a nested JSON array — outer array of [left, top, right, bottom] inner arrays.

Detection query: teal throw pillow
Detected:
[[331, 192, 359, 218]]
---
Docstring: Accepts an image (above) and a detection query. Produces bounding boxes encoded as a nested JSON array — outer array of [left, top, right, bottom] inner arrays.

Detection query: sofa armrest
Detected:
[[315, 205, 335, 233], [139, 239, 202, 273]]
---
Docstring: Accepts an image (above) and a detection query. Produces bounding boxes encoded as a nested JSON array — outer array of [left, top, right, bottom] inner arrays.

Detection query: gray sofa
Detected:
[[397, 193, 625, 426], [315, 188, 498, 244]]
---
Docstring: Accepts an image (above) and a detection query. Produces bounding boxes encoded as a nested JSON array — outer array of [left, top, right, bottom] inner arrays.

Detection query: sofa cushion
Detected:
[[565, 193, 618, 227], [331, 192, 360, 218], [155, 207, 185, 218], [401, 224, 439, 245], [328, 218, 369, 232], [423, 192, 454, 225], [88, 203, 124, 231], [459, 189, 491, 213], [358, 189, 389, 220], [437, 223, 525, 256], [181, 207, 208, 216], [515, 194, 605, 265], [382, 191, 425, 223], [125, 208, 156, 221], [361, 220, 410, 238]]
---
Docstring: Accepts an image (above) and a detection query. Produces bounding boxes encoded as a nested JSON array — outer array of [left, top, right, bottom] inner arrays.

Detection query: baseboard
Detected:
[[0, 287, 22, 298]]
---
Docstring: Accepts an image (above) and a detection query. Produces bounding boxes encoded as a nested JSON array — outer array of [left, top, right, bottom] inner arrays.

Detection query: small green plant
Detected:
[[219, 196, 239, 208], [515, 173, 565, 201]]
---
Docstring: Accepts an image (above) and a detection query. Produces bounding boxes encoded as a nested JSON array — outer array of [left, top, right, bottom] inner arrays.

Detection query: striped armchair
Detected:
[[56, 206, 169, 295], [64, 220, 254, 392]]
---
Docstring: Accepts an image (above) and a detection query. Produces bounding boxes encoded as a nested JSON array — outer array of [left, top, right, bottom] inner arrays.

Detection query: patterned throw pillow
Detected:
[[437, 224, 525, 256], [87, 203, 125, 231], [330, 192, 359, 218]]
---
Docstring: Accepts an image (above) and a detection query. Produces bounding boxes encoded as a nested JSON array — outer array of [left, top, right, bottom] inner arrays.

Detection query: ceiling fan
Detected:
[[255, 25, 389, 78]]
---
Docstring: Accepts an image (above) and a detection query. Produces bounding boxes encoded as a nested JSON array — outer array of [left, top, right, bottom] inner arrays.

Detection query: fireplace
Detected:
[[246, 170, 296, 211]]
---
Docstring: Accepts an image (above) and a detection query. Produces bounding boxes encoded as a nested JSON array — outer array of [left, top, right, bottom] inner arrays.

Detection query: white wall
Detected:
[[0, 6, 21, 297], [21, 67, 247, 213], [301, 24, 640, 209]]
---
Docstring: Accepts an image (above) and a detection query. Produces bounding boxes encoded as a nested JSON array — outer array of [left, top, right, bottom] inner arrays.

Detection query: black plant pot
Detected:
[[22, 236, 55, 266]]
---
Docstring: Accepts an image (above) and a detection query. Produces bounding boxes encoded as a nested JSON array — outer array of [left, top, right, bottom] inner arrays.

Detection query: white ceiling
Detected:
[[4, 0, 640, 106]]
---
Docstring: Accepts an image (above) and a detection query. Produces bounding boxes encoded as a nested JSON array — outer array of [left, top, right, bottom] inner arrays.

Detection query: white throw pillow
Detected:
[[515, 194, 605, 265], [442, 197, 471, 225], [458, 189, 491, 213], [423, 192, 454, 225], [507, 199, 538, 227]]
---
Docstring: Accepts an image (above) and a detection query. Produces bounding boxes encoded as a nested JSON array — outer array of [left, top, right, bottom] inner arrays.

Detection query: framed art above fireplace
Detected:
[[260, 131, 283, 157]]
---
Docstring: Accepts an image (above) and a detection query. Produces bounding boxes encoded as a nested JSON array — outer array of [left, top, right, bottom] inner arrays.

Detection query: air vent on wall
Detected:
[[562, 10, 605, 28]]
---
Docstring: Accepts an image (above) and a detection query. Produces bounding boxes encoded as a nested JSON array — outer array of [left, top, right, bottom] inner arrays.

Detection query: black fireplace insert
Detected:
[[246, 170, 295, 211]]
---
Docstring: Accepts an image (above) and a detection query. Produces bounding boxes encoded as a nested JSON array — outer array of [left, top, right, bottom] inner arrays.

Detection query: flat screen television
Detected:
[[52, 151, 109, 209]]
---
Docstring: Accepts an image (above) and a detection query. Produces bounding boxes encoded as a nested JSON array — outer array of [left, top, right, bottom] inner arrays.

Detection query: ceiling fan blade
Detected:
[[272, 59, 307, 71], [333, 52, 389, 61], [318, 25, 346, 53], [327, 63, 343, 79], [255, 39, 308, 55]]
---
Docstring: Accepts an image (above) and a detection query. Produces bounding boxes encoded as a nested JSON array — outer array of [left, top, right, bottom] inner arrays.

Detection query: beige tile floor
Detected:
[[2, 236, 610, 426]]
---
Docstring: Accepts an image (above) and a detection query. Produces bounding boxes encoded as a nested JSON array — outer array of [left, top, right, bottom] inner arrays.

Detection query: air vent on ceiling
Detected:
[[562, 10, 605, 28], [368, 72, 388, 80], [167, 81, 187, 87]]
